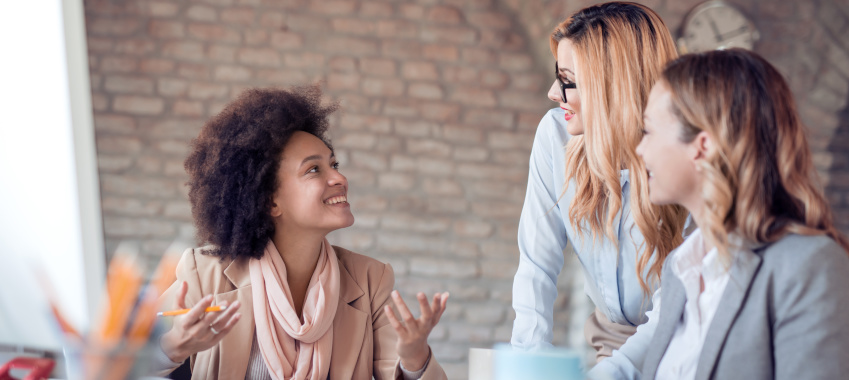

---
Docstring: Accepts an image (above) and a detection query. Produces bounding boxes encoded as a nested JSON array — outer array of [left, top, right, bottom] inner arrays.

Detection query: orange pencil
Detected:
[[157, 305, 227, 317]]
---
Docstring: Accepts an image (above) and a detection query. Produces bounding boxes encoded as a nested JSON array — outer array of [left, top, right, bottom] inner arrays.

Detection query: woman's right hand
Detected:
[[160, 281, 242, 363]]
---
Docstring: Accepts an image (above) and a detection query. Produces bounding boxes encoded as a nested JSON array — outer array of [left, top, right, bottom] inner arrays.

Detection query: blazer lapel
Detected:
[[215, 257, 255, 380], [642, 272, 687, 379], [329, 260, 368, 380], [694, 245, 763, 380]]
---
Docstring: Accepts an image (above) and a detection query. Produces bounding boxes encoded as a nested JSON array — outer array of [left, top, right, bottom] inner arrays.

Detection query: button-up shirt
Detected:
[[511, 108, 656, 350]]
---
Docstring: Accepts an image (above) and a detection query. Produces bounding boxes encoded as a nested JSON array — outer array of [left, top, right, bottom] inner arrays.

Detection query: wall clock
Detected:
[[677, 1, 760, 54]]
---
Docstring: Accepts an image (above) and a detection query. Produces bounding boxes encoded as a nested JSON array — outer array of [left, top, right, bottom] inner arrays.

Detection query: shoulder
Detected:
[[333, 245, 394, 290], [759, 234, 849, 275], [534, 108, 570, 143], [175, 246, 240, 291]]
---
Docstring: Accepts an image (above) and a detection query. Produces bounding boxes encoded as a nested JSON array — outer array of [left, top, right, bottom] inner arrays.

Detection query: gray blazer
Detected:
[[641, 234, 849, 380]]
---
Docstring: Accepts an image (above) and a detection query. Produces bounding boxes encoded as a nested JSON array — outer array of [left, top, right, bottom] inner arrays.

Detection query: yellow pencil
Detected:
[[157, 305, 227, 317]]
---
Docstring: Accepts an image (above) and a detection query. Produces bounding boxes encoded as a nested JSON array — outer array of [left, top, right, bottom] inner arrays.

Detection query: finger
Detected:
[[433, 292, 450, 325], [201, 300, 228, 327], [416, 292, 432, 322], [210, 300, 240, 326], [176, 281, 189, 309], [384, 305, 408, 337], [391, 291, 417, 326], [182, 294, 213, 327], [214, 312, 242, 338]]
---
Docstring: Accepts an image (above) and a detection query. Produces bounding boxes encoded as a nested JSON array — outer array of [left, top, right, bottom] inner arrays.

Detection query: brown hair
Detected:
[[663, 48, 849, 259], [551, 2, 689, 294]]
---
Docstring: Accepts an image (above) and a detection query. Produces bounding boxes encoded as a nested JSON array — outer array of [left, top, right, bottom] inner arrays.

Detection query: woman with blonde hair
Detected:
[[632, 48, 849, 379], [511, 1, 688, 360]]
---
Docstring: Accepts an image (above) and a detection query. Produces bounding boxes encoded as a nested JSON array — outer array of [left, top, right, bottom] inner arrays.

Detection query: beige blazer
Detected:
[[156, 245, 446, 380]]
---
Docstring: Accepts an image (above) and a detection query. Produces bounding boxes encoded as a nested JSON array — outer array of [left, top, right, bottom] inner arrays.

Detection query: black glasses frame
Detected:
[[555, 61, 577, 103]]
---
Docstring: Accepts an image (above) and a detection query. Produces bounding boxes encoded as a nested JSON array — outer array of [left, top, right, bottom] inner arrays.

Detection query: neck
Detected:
[[684, 200, 716, 254], [270, 225, 327, 318]]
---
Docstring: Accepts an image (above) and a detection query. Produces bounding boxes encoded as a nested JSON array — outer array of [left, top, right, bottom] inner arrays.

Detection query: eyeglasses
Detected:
[[555, 62, 577, 103]]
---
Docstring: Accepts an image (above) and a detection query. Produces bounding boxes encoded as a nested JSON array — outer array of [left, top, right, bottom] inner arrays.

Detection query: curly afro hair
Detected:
[[184, 85, 338, 260]]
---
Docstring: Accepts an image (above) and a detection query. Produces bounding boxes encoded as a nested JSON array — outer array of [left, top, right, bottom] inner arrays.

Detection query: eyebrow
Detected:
[[299, 152, 335, 167]]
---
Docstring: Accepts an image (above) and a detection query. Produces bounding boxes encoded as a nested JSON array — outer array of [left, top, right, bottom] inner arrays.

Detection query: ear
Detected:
[[269, 197, 283, 218], [692, 130, 714, 161]]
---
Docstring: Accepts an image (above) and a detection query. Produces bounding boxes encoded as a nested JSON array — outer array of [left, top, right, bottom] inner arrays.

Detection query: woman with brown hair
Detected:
[[511, 0, 688, 362], [151, 86, 448, 380], [633, 48, 849, 379]]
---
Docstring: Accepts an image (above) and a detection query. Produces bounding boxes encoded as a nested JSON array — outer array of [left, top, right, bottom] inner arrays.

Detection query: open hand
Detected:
[[384, 290, 449, 371], [160, 281, 241, 363]]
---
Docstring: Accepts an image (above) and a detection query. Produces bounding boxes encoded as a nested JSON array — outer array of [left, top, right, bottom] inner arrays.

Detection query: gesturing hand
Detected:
[[160, 281, 242, 363], [384, 290, 449, 371]]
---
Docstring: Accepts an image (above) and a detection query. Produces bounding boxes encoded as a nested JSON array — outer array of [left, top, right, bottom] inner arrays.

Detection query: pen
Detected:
[[157, 305, 227, 317]]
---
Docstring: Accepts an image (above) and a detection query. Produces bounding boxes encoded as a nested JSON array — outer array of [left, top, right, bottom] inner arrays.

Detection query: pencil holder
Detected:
[[62, 341, 154, 380]]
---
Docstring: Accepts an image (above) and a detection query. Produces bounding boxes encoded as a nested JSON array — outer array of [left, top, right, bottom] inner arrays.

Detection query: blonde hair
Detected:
[[551, 2, 688, 294], [663, 49, 849, 260]]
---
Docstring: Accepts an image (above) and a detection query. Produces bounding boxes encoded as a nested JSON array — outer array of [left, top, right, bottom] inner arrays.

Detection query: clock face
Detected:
[[679, 2, 759, 53]]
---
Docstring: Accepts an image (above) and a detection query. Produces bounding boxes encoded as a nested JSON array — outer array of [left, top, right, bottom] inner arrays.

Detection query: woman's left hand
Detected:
[[385, 290, 450, 371]]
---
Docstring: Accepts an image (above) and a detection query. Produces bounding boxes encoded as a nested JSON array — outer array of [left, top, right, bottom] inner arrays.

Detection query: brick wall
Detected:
[[85, 0, 848, 378]]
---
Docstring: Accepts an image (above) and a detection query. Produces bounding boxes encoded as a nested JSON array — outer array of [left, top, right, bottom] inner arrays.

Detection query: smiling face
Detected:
[[547, 39, 583, 135], [636, 81, 705, 210], [270, 131, 354, 235]]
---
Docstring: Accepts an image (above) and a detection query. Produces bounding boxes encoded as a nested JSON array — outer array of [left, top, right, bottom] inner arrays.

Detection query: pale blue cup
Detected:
[[492, 343, 584, 380]]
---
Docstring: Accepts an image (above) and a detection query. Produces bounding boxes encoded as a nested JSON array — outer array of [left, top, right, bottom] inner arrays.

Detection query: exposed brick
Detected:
[[147, 1, 179, 17], [237, 47, 281, 66], [94, 114, 136, 134], [214, 65, 252, 81], [376, 20, 419, 39], [360, 3, 393, 17], [378, 173, 417, 191], [178, 63, 211, 79], [408, 82, 444, 99], [207, 45, 237, 63], [332, 18, 376, 35], [427, 5, 463, 24], [319, 37, 379, 56], [104, 216, 176, 238], [411, 258, 477, 278], [188, 83, 229, 100], [309, 1, 357, 15], [161, 41, 204, 61], [88, 18, 141, 36], [100, 56, 138, 72], [104, 75, 154, 95], [284, 52, 326, 68], [91, 93, 109, 112], [173, 100, 205, 117], [442, 66, 479, 83], [421, 25, 478, 45], [244, 29, 269, 45], [382, 40, 422, 59], [398, 4, 425, 19], [186, 5, 217, 21], [407, 138, 452, 157], [187, 23, 240, 43], [422, 178, 464, 196], [87, 37, 113, 53], [467, 11, 512, 30], [442, 124, 484, 143], [449, 86, 497, 107], [139, 59, 176, 74], [114, 39, 157, 55], [454, 220, 494, 238], [362, 77, 405, 97], [420, 102, 461, 122], [402, 61, 439, 81], [149, 20, 185, 38], [157, 78, 188, 96], [461, 47, 496, 65], [113, 95, 164, 115], [221, 8, 255, 25], [423, 44, 459, 61], [98, 155, 134, 173]]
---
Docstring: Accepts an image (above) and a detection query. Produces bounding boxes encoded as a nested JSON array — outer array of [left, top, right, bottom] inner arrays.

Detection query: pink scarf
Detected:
[[249, 239, 340, 380]]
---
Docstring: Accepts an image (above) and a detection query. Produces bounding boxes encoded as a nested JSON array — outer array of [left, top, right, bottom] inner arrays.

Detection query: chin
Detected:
[[566, 122, 584, 136]]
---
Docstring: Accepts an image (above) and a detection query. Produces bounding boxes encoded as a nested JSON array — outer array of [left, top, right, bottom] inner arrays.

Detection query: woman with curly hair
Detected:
[[153, 86, 448, 380], [632, 49, 849, 379], [512, 0, 688, 362]]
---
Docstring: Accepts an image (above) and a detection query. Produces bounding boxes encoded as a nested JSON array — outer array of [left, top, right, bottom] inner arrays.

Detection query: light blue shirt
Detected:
[[511, 108, 658, 353]]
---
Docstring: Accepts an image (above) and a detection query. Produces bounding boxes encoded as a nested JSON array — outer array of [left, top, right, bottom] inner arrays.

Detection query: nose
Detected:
[[327, 168, 347, 188], [548, 80, 562, 103], [635, 137, 646, 158]]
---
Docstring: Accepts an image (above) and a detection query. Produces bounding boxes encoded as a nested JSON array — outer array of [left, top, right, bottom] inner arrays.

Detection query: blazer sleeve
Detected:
[[771, 239, 849, 379], [371, 263, 447, 380], [152, 248, 205, 377]]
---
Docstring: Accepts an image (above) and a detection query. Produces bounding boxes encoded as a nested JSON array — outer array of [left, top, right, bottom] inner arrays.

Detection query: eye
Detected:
[[331, 162, 340, 170], [641, 129, 649, 135], [307, 166, 319, 174]]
